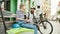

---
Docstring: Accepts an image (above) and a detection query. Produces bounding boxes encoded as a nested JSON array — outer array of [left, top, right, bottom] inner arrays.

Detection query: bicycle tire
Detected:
[[38, 21, 53, 34]]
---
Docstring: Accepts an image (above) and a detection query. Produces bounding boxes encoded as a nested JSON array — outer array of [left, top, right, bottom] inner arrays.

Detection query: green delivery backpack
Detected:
[[7, 28, 34, 34]]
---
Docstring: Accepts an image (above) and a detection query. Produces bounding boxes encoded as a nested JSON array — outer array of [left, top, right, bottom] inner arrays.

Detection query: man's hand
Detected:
[[25, 19, 30, 22]]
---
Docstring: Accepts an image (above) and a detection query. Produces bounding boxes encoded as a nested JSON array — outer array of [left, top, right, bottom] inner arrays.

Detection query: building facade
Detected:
[[0, 0, 51, 19], [42, 0, 51, 19]]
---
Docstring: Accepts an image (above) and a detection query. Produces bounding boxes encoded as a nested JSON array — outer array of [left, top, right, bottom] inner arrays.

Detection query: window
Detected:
[[5, 0, 10, 11], [0, 0, 10, 11], [0, 1, 2, 6]]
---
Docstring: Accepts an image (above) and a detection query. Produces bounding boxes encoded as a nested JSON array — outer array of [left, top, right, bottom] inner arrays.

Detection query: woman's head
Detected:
[[20, 4, 26, 11]]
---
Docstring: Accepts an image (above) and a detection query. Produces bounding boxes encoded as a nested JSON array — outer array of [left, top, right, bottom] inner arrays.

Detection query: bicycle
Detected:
[[32, 13, 53, 34]]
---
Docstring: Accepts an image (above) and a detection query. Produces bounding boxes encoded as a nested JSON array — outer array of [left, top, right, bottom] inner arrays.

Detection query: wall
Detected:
[[17, 0, 20, 10], [51, 0, 60, 15], [10, 0, 17, 14]]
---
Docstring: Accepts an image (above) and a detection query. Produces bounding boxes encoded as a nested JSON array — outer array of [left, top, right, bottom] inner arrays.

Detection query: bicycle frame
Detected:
[[39, 13, 47, 29], [33, 13, 47, 30]]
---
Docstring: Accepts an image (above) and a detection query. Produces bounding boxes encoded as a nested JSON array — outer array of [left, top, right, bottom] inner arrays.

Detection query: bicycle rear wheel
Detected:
[[38, 21, 53, 34]]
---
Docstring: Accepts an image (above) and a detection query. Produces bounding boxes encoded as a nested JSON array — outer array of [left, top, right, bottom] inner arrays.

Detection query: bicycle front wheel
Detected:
[[38, 21, 53, 34]]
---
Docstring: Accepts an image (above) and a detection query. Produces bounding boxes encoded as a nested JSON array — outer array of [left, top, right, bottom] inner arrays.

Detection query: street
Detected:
[[50, 21, 60, 34]]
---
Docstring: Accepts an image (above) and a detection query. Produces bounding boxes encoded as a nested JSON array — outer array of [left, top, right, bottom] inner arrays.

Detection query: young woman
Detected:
[[12, 4, 38, 34]]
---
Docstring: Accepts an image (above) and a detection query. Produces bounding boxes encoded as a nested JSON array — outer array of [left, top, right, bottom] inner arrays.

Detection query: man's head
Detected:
[[30, 7, 36, 14], [20, 4, 26, 11], [31, 7, 35, 11]]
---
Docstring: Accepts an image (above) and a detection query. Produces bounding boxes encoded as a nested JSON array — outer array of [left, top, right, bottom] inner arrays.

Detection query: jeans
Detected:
[[12, 20, 38, 34]]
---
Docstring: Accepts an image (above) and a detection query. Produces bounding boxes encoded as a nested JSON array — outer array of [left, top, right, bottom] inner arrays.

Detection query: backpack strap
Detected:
[[27, 12, 30, 19]]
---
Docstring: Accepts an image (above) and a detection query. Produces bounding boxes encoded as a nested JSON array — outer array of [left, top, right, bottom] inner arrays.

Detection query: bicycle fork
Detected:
[[41, 21, 46, 29], [36, 23, 43, 34], [37, 22, 46, 34]]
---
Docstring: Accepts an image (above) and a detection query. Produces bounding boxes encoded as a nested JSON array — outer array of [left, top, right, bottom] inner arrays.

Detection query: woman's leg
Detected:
[[12, 23, 20, 28], [12, 20, 38, 34], [21, 24, 38, 34]]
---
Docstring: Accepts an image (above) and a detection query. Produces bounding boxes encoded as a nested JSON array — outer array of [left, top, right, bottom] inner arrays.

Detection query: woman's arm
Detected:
[[16, 18, 24, 21]]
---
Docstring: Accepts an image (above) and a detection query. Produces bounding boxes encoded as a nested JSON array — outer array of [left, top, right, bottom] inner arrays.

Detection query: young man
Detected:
[[26, 7, 36, 24], [12, 4, 38, 34], [27, 7, 41, 34]]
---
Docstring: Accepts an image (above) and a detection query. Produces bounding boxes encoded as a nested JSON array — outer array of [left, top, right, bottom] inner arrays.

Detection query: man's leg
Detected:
[[21, 24, 38, 34], [33, 25, 38, 34]]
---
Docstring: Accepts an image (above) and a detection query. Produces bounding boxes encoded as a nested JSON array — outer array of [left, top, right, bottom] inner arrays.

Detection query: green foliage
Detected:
[[57, 10, 60, 15]]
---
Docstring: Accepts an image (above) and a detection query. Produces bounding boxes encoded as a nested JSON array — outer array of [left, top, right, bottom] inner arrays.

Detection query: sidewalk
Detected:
[[0, 21, 60, 34]]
